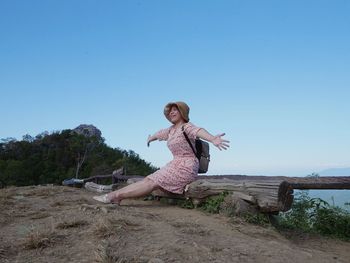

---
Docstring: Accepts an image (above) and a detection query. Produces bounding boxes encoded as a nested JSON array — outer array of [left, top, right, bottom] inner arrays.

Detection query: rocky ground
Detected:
[[0, 185, 349, 263]]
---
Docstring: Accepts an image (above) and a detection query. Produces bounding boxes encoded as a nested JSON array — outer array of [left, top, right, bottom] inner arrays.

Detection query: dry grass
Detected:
[[170, 221, 198, 228], [0, 211, 11, 224], [94, 240, 121, 263], [0, 191, 15, 223], [73, 197, 94, 205], [29, 212, 51, 220], [170, 221, 211, 236], [22, 227, 61, 250], [0, 247, 7, 262], [24, 188, 53, 197], [61, 187, 77, 192], [91, 218, 120, 238], [50, 201, 66, 207], [91, 217, 141, 238], [17, 203, 31, 210], [51, 198, 93, 207], [0, 189, 15, 206], [55, 218, 89, 229], [180, 227, 211, 236], [23, 185, 66, 197], [0, 244, 16, 263]]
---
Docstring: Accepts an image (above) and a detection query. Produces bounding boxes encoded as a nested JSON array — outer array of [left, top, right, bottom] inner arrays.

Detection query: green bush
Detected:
[[277, 191, 314, 231], [177, 198, 195, 209], [200, 191, 229, 214], [277, 191, 350, 240], [312, 206, 350, 239]]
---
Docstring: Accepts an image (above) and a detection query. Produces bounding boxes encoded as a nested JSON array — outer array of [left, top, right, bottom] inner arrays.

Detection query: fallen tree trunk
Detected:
[[184, 178, 293, 212], [197, 175, 350, 189], [284, 176, 350, 189], [83, 168, 143, 184]]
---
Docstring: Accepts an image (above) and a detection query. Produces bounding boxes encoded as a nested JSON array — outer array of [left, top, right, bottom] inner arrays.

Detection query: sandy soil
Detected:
[[0, 185, 349, 263]]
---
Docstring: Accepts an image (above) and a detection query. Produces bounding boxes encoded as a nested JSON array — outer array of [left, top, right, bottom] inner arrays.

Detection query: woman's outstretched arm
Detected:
[[197, 129, 230, 151], [147, 134, 158, 147], [147, 127, 171, 147]]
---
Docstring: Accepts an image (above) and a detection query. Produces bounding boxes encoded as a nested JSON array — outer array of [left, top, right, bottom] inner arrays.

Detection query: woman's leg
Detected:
[[106, 178, 159, 204]]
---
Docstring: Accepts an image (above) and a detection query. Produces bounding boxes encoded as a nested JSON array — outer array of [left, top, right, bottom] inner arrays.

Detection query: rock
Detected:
[[100, 207, 108, 214], [220, 193, 259, 216], [72, 124, 102, 139], [80, 204, 97, 211], [148, 258, 164, 263]]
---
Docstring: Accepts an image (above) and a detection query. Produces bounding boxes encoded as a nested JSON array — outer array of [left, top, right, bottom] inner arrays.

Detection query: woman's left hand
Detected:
[[212, 133, 230, 150], [147, 135, 152, 147]]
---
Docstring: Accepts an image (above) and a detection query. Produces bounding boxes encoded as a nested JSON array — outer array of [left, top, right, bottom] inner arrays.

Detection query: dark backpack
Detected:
[[182, 126, 210, 174]]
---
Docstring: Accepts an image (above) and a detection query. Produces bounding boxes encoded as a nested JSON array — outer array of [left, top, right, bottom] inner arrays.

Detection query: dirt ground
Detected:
[[0, 185, 349, 263]]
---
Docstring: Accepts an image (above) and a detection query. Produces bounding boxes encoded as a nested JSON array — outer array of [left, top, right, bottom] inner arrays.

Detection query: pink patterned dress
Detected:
[[147, 122, 203, 194]]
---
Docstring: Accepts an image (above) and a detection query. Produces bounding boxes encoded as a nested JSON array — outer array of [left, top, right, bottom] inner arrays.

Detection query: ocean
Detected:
[[296, 167, 350, 211], [295, 189, 350, 211]]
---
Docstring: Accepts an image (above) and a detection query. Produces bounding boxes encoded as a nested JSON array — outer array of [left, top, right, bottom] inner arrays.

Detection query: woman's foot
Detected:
[[109, 194, 122, 205], [93, 194, 111, 204], [93, 193, 122, 205]]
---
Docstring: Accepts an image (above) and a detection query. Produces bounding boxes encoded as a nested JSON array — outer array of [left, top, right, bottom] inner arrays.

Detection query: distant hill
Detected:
[[0, 125, 157, 187], [318, 167, 350, 176]]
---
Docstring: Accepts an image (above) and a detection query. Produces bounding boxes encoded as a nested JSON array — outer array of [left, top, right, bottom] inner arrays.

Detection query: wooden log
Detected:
[[83, 168, 143, 184], [284, 176, 350, 190], [184, 178, 293, 212], [278, 181, 294, 212], [197, 175, 350, 190], [83, 167, 124, 184]]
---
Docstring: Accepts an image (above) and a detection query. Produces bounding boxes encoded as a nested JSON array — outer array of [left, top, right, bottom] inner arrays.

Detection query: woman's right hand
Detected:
[[212, 133, 230, 151]]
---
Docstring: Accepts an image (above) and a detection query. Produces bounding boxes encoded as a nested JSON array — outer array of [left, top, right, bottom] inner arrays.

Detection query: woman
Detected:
[[93, 101, 229, 204]]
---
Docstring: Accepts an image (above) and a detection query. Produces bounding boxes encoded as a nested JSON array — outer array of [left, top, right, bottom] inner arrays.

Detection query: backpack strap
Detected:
[[182, 125, 198, 158]]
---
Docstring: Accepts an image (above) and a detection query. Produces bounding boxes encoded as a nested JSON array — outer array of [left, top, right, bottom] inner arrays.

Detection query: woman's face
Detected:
[[169, 106, 184, 124]]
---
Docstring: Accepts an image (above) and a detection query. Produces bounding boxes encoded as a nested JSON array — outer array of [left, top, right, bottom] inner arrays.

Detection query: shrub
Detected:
[[277, 191, 314, 231], [177, 198, 195, 209], [312, 206, 350, 239], [200, 191, 229, 214], [276, 191, 350, 240]]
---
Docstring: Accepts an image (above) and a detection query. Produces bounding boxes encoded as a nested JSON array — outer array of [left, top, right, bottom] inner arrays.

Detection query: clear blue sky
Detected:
[[1, 0, 349, 176]]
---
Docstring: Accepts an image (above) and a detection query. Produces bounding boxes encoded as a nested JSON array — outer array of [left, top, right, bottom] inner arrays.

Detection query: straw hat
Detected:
[[164, 101, 190, 123]]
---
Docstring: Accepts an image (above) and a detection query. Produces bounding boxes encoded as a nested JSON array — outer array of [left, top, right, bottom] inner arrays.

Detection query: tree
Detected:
[[0, 127, 157, 186]]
